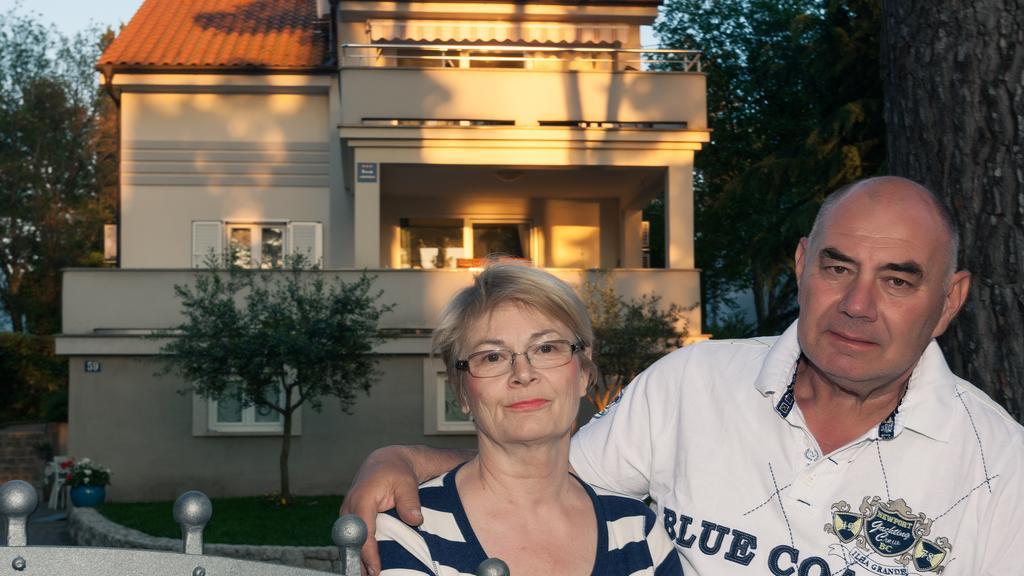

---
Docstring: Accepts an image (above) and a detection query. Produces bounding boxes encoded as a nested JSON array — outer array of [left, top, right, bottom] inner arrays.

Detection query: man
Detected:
[[345, 177, 1024, 575]]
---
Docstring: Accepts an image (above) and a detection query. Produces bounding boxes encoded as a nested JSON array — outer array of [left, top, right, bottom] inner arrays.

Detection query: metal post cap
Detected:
[[476, 558, 511, 576], [0, 481, 38, 519], [173, 491, 212, 527], [332, 514, 368, 548]]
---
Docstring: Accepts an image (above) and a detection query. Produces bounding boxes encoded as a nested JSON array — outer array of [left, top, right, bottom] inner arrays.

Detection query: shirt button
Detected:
[[802, 474, 816, 486], [805, 448, 818, 461]]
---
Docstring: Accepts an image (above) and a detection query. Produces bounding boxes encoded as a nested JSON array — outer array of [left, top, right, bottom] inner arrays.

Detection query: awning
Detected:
[[366, 19, 629, 45]]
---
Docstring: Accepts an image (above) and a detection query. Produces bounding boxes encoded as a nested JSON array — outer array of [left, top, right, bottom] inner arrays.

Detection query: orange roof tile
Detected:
[[99, 0, 329, 71]]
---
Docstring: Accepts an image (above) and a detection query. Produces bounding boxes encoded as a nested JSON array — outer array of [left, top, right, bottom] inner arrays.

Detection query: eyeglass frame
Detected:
[[454, 339, 586, 378]]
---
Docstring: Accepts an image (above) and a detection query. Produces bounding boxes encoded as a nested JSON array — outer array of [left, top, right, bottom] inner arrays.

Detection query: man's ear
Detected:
[[932, 271, 971, 338], [795, 237, 809, 286]]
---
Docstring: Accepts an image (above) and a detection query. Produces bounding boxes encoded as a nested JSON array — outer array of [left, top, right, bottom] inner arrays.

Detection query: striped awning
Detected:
[[367, 19, 629, 45]]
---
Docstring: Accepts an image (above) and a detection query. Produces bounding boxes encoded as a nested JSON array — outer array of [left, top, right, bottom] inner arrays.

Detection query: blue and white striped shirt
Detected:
[[377, 464, 683, 575]]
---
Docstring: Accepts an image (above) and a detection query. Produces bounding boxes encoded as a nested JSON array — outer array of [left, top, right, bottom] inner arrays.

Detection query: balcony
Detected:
[[338, 45, 707, 131], [57, 267, 702, 355]]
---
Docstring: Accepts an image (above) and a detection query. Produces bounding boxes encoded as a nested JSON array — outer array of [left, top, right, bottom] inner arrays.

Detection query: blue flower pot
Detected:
[[70, 485, 106, 507]]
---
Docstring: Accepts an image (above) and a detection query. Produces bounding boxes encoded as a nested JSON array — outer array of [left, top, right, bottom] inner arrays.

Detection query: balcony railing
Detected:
[[336, 44, 707, 130], [340, 43, 703, 73]]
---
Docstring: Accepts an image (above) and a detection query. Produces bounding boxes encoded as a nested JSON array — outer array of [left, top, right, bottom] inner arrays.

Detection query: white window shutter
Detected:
[[288, 222, 323, 266], [192, 221, 223, 268]]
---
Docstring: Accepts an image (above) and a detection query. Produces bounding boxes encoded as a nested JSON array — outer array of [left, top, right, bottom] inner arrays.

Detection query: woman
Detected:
[[376, 263, 682, 575]]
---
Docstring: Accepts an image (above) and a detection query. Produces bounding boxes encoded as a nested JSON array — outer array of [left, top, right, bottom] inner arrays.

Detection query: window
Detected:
[[400, 218, 465, 269], [191, 384, 303, 437], [423, 358, 474, 435], [472, 222, 531, 260], [399, 218, 532, 268], [228, 224, 285, 269], [208, 384, 283, 433], [192, 221, 322, 268]]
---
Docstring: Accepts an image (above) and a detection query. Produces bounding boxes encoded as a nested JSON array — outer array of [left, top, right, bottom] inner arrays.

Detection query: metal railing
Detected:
[[340, 43, 703, 73], [1, 480, 510, 576]]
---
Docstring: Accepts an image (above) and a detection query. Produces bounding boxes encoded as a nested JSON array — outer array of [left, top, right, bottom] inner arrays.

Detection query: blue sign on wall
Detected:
[[357, 162, 378, 183]]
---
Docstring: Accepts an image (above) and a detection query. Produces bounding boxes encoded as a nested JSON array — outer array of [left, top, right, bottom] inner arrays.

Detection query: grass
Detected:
[[98, 494, 345, 546]]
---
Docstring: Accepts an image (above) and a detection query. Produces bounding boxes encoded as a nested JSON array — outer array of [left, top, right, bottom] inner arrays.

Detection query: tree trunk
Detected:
[[280, 408, 293, 504], [881, 0, 1024, 421]]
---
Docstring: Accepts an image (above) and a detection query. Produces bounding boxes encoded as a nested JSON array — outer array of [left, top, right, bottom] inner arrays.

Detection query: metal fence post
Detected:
[[173, 490, 212, 555], [332, 514, 366, 576], [1, 480, 37, 547], [476, 558, 510, 576]]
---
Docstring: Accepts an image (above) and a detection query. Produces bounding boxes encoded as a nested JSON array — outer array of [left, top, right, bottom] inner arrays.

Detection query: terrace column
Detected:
[[621, 208, 644, 268], [664, 162, 695, 269], [353, 152, 381, 268]]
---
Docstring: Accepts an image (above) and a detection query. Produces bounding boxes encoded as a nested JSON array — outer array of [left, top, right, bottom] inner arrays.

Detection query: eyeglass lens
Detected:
[[466, 340, 575, 377]]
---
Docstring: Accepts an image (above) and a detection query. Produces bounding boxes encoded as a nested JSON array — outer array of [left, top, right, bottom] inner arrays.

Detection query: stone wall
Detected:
[[69, 507, 342, 572]]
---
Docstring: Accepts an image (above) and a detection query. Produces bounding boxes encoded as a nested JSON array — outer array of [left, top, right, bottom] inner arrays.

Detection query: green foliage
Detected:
[[581, 273, 692, 410], [0, 333, 66, 423], [100, 494, 345, 546], [0, 8, 117, 334], [157, 256, 393, 501], [655, 0, 884, 335]]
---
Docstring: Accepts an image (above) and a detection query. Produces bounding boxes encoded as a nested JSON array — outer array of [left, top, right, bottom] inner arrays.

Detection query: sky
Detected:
[[0, 0, 659, 45], [0, 0, 143, 36]]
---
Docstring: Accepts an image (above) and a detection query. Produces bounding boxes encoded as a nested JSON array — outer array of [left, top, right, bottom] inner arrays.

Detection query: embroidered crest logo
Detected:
[[824, 496, 952, 574]]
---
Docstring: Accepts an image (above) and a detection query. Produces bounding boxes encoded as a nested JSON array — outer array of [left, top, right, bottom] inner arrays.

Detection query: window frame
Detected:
[[191, 385, 303, 437], [226, 222, 288, 269], [422, 358, 475, 435], [465, 217, 534, 260], [191, 220, 322, 269], [398, 217, 534, 268], [208, 384, 285, 433]]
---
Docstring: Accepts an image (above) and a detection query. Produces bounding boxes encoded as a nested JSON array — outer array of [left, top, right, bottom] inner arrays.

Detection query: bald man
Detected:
[[345, 177, 1024, 576]]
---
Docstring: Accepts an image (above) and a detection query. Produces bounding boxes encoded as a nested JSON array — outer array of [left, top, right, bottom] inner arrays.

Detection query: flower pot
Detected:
[[70, 485, 106, 507]]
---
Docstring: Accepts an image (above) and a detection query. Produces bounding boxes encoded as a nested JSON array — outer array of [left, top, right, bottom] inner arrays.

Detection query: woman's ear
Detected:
[[576, 363, 592, 399]]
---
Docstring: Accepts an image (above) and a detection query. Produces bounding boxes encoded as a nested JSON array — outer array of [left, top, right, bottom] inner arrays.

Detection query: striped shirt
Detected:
[[377, 464, 683, 576]]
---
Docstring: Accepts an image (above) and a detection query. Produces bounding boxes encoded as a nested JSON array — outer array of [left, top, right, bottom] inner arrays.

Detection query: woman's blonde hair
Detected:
[[432, 262, 597, 408]]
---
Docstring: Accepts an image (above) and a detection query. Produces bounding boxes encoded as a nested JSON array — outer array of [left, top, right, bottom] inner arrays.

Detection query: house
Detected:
[[56, 0, 708, 501]]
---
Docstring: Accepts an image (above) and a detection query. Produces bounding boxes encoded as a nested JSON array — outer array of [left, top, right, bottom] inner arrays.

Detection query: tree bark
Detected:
[[881, 0, 1024, 421], [280, 409, 292, 504]]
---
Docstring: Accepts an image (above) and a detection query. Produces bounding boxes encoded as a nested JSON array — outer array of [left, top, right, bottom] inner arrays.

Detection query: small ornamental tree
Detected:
[[581, 273, 693, 411], [158, 257, 393, 503]]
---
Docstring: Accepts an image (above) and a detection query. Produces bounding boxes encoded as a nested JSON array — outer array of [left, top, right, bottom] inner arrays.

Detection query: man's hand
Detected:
[[340, 445, 473, 575]]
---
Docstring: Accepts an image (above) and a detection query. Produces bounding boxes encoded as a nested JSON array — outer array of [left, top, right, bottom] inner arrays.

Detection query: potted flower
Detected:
[[65, 458, 112, 507]]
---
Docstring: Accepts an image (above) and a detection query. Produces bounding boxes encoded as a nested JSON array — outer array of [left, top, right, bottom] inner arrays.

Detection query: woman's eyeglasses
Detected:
[[455, 339, 584, 378]]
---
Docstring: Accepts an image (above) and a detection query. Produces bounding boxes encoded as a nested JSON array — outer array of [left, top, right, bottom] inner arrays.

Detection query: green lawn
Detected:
[[98, 494, 345, 546]]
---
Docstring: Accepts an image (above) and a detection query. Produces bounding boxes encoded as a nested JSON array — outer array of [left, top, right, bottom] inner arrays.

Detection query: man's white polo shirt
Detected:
[[571, 322, 1024, 576]]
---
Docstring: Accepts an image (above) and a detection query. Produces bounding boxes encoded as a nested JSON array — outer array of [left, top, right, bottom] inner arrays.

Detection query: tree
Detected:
[[581, 273, 692, 411], [0, 9, 115, 334], [158, 259, 394, 502], [655, 0, 885, 336], [881, 1, 1024, 422], [0, 333, 66, 422]]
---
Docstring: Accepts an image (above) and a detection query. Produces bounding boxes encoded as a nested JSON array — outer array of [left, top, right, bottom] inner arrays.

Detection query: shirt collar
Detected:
[[752, 321, 802, 396], [898, 340, 958, 442], [753, 320, 958, 442]]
